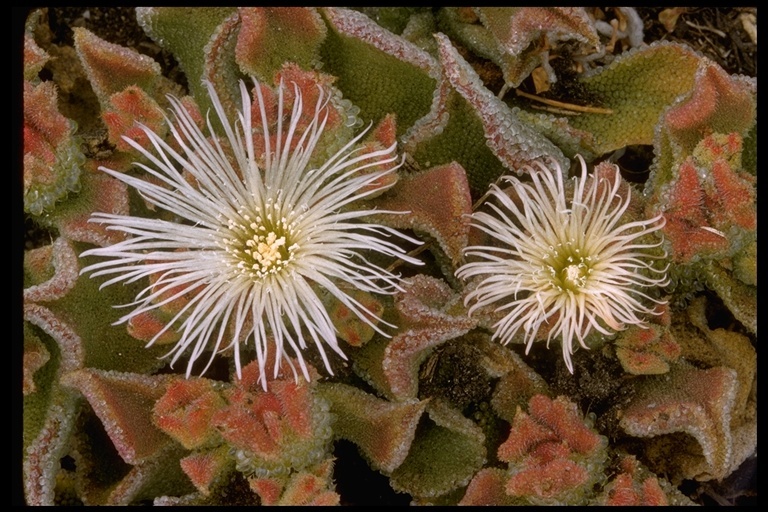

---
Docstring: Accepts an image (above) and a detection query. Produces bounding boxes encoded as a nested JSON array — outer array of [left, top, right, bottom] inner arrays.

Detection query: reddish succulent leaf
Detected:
[[277, 461, 340, 505], [248, 459, 339, 505], [614, 304, 681, 376], [318, 285, 383, 347], [528, 395, 602, 455], [507, 457, 590, 500], [460, 468, 517, 505], [23, 331, 50, 395], [73, 27, 163, 108], [201, 11, 243, 122], [210, 359, 331, 476], [240, 64, 352, 170], [476, 7, 599, 56], [496, 395, 606, 504], [24, 34, 49, 80], [213, 390, 283, 459], [664, 62, 756, 154], [249, 476, 283, 505], [61, 369, 175, 465], [23, 81, 84, 215], [24, 303, 85, 375], [153, 378, 226, 450], [52, 172, 130, 247], [236, 8, 326, 81], [657, 132, 755, 265], [660, 158, 729, 262], [708, 157, 756, 230], [319, 383, 428, 474], [23, 237, 79, 304], [127, 310, 182, 345], [103, 86, 167, 154], [351, 114, 400, 197], [498, 408, 559, 463], [369, 162, 473, 266], [23, 81, 71, 150], [24, 244, 55, 286], [620, 364, 739, 481], [383, 275, 476, 399], [598, 455, 670, 506], [180, 447, 232, 495]]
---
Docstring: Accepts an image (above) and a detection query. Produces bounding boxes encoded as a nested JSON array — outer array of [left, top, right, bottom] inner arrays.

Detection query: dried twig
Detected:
[[515, 89, 614, 115]]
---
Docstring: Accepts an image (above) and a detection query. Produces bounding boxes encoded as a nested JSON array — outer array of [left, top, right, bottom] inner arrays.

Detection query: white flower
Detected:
[[456, 157, 668, 372], [81, 79, 420, 388]]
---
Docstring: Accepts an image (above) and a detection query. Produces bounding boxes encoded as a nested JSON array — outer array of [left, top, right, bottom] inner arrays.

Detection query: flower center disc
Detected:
[[224, 203, 299, 280], [561, 263, 588, 290]]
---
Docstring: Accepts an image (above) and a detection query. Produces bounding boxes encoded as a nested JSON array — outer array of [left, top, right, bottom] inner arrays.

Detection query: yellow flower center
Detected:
[[222, 201, 300, 280], [539, 238, 595, 292], [562, 263, 588, 289]]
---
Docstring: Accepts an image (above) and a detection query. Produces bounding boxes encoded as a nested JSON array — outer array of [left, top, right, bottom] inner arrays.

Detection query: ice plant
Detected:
[[456, 158, 668, 372], [80, 78, 420, 389]]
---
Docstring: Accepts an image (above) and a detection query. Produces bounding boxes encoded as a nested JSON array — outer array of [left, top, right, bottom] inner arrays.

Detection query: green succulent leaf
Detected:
[[390, 399, 486, 498], [319, 7, 437, 137]]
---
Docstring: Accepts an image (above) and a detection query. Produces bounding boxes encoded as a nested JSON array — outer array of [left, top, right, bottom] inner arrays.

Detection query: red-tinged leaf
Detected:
[[24, 34, 49, 80], [23, 331, 50, 396], [153, 378, 226, 450], [103, 86, 167, 154], [127, 310, 182, 345], [61, 369, 175, 465], [369, 162, 473, 266], [528, 395, 602, 455], [52, 172, 130, 248], [24, 237, 79, 304], [460, 468, 517, 505], [180, 447, 233, 495], [236, 8, 326, 81], [23, 81, 84, 216], [620, 364, 739, 481], [598, 455, 671, 506], [248, 476, 284, 505], [709, 158, 756, 230], [319, 383, 428, 473], [498, 408, 559, 463], [73, 27, 163, 108], [24, 81, 71, 148], [506, 458, 590, 500], [24, 303, 85, 375], [383, 276, 476, 399], [476, 7, 599, 57], [318, 285, 383, 347], [614, 322, 681, 375], [664, 63, 755, 153]]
